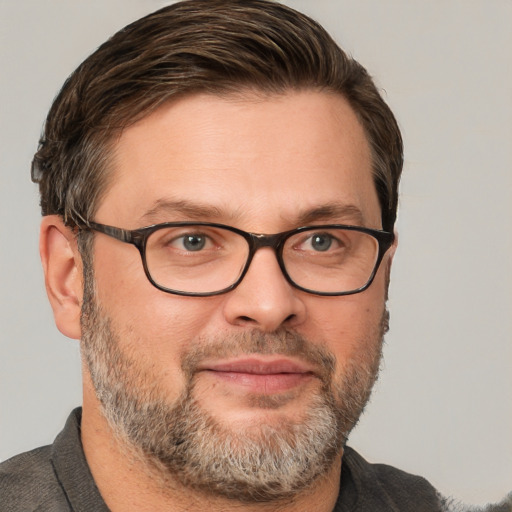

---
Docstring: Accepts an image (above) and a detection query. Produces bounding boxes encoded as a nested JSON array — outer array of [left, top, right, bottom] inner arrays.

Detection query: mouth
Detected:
[[197, 356, 318, 394]]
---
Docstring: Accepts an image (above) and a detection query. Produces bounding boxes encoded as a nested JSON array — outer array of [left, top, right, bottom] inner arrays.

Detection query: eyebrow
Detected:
[[139, 199, 366, 227], [294, 203, 365, 226], [140, 199, 227, 223]]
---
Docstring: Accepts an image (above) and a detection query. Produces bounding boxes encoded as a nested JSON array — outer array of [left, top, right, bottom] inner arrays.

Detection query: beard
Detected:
[[80, 273, 386, 502]]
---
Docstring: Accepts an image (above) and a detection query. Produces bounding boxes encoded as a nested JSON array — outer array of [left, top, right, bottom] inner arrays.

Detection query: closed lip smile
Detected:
[[196, 356, 318, 393]]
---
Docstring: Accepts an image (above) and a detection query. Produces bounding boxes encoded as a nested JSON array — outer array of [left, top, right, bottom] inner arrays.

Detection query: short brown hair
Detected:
[[32, 0, 403, 231]]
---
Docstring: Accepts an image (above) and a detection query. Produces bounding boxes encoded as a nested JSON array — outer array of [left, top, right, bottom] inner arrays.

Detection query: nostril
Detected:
[[235, 313, 296, 328]]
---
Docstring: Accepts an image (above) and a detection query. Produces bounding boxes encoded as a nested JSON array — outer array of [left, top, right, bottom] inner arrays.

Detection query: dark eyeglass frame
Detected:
[[83, 221, 395, 297]]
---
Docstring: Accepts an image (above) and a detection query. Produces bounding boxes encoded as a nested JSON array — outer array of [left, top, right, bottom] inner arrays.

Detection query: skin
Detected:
[[40, 90, 396, 512]]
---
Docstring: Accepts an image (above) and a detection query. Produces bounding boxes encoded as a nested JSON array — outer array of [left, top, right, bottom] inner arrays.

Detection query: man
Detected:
[[0, 1, 445, 510]]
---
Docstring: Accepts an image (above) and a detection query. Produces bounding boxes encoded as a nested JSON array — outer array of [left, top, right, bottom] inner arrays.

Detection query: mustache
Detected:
[[180, 329, 336, 385]]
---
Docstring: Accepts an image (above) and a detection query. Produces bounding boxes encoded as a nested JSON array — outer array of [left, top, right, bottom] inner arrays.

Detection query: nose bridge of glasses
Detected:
[[243, 232, 289, 280], [241, 232, 290, 290], [249, 232, 286, 253]]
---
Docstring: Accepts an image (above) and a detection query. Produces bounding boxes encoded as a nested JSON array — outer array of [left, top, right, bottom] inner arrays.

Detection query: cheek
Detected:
[[304, 289, 386, 366], [92, 239, 144, 303], [92, 240, 219, 349], [99, 283, 225, 366], [129, 299, 217, 352]]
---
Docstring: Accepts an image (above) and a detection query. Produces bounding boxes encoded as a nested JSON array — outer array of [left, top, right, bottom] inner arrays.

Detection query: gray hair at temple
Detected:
[[31, 0, 403, 232]]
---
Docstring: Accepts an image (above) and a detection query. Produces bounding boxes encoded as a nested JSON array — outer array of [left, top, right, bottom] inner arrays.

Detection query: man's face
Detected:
[[81, 90, 393, 500]]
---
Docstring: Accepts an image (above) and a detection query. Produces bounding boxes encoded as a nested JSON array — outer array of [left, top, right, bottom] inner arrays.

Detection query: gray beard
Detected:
[[81, 283, 385, 503]]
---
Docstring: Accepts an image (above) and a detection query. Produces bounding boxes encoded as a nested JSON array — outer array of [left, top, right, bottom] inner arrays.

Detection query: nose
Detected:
[[222, 247, 306, 331]]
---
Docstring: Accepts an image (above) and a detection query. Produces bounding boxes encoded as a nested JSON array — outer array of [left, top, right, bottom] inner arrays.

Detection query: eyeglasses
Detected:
[[84, 221, 394, 297]]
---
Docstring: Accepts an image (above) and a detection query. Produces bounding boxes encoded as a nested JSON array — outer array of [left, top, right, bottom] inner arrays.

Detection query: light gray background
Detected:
[[1, 0, 511, 506]]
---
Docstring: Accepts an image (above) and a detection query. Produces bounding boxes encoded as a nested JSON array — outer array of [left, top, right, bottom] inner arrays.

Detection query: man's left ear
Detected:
[[389, 229, 398, 263], [39, 215, 84, 340], [384, 230, 398, 290]]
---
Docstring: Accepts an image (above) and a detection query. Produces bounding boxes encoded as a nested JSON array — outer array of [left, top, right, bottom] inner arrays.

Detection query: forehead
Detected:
[[100, 90, 380, 229]]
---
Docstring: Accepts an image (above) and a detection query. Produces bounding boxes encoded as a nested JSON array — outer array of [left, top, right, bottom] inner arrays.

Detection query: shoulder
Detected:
[[341, 446, 442, 511], [0, 446, 70, 511]]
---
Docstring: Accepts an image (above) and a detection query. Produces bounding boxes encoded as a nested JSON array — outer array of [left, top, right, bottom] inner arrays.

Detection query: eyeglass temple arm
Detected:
[[86, 221, 138, 244]]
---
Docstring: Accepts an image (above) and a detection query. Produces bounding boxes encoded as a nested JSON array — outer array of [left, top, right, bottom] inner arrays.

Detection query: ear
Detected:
[[40, 215, 84, 340], [383, 230, 398, 297], [388, 229, 399, 263]]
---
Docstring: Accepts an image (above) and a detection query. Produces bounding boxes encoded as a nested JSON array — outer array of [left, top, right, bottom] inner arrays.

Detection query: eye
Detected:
[[308, 233, 334, 252], [290, 229, 351, 255], [299, 232, 344, 253], [173, 233, 210, 252]]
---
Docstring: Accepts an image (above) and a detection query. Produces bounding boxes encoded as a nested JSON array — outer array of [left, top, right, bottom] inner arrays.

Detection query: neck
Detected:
[[81, 378, 342, 512]]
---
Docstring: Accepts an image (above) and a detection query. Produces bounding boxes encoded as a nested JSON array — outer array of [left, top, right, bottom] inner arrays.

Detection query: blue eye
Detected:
[[181, 234, 206, 251], [310, 233, 333, 252]]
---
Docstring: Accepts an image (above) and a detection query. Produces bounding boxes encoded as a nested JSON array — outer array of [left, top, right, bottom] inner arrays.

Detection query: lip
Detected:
[[197, 357, 317, 394], [198, 356, 316, 374]]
